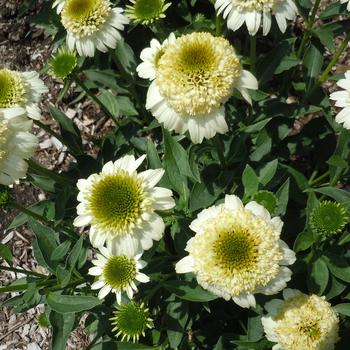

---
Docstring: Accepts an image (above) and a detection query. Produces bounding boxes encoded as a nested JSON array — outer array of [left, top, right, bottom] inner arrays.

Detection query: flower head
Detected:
[[110, 302, 153, 342], [215, 0, 298, 35], [262, 289, 340, 350], [175, 195, 295, 308], [0, 68, 48, 120], [329, 71, 350, 129], [88, 245, 149, 303], [125, 0, 171, 25], [58, 0, 129, 57], [74, 154, 175, 252], [0, 114, 38, 185], [146, 32, 258, 144], [49, 47, 78, 79], [137, 33, 176, 81], [310, 201, 348, 236]]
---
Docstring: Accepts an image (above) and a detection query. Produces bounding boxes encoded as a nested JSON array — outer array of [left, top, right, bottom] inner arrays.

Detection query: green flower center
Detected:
[[213, 229, 258, 272], [61, 0, 111, 37], [88, 172, 145, 234], [0, 69, 26, 108], [103, 255, 137, 289], [310, 201, 348, 235], [0, 120, 10, 162], [299, 321, 321, 341], [50, 49, 77, 79], [133, 0, 163, 20]]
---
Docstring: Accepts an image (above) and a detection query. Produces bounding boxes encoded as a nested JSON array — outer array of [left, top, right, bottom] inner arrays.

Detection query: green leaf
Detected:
[[163, 280, 217, 302], [116, 96, 138, 116], [242, 165, 259, 198], [47, 293, 102, 313], [28, 218, 59, 273], [258, 159, 278, 186], [325, 254, 350, 283], [242, 118, 272, 133], [309, 257, 329, 294], [334, 303, 350, 316], [275, 179, 290, 216], [312, 187, 350, 204], [98, 89, 119, 120], [294, 230, 314, 252], [312, 27, 335, 51], [114, 39, 137, 75], [320, 2, 346, 19], [303, 39, 324, 80], [56, 265, 72, 288], [50, 311, 76, 350], [48, 105, 84, 156], [51, 241, 71, 261], [0, 243, 12, 265], [275, 55, 300, 74], [67, 235, 84, 270]]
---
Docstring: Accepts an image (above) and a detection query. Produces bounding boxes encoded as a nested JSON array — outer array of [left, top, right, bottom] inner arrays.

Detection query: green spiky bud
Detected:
[[37, 312, 50, 328], [252, 190, 278, 214], [125, 0, 171, 25], [49, 47, 77, 80], [310, 201, 348, 235], [110, 302, 153, 342], [0, 185, 9, 207]]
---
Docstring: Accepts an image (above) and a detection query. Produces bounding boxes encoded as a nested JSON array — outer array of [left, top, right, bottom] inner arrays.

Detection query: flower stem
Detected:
[[215, 15, 224, 36], [309, 170, 330, 186], [0, 265, 47, 278], [296, 0, 322, 59], [250, 35, 257, 73], [303, 31, 350, 102], [74, 76, 119, 125]]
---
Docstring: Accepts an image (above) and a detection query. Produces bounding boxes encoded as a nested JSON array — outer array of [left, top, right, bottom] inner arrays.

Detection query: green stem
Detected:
[[250, 35, 257, 73], [33, 119, 67, 149], [296, 0, 322, 59], [309, 170, 330, 186], [304, 31, 350, 102], [74, 77, 119, 125], [0, 265, 47, 278], [215, 15, 224, 36], [213, 134, 227, 168], [27, 158, 74, 185]]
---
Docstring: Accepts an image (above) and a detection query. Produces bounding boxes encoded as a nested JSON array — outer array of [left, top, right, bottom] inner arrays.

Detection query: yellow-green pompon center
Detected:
[[232, 0, 276, 12], [0, 119, 10, 162], [88, 172, 144, 234], [156, 32, 242, 116], [0, 69, 26, 108], [213, 229, 258, 272], [103, 256, 137, 289], [274, 293, 340, 350], [61, 0, 111, 38]]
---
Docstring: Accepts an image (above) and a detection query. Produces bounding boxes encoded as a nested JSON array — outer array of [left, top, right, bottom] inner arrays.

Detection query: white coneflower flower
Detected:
[[215, 0, 298, 36], [110, 302, 153, 342], [175, 194, 295, 308], [57, 0, 129, 57], [329, 71, 350, 129], [146, 32, 258, 144], [0, 68, 48, 120], [88, 245, 149, 302], [74, 154, 175, 252], [262, 289, 340, 350], [136, 33, 176, 81], [125, 0, 171, 25], [0, 114, 38, 185], [340, 0, 350, 11]]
